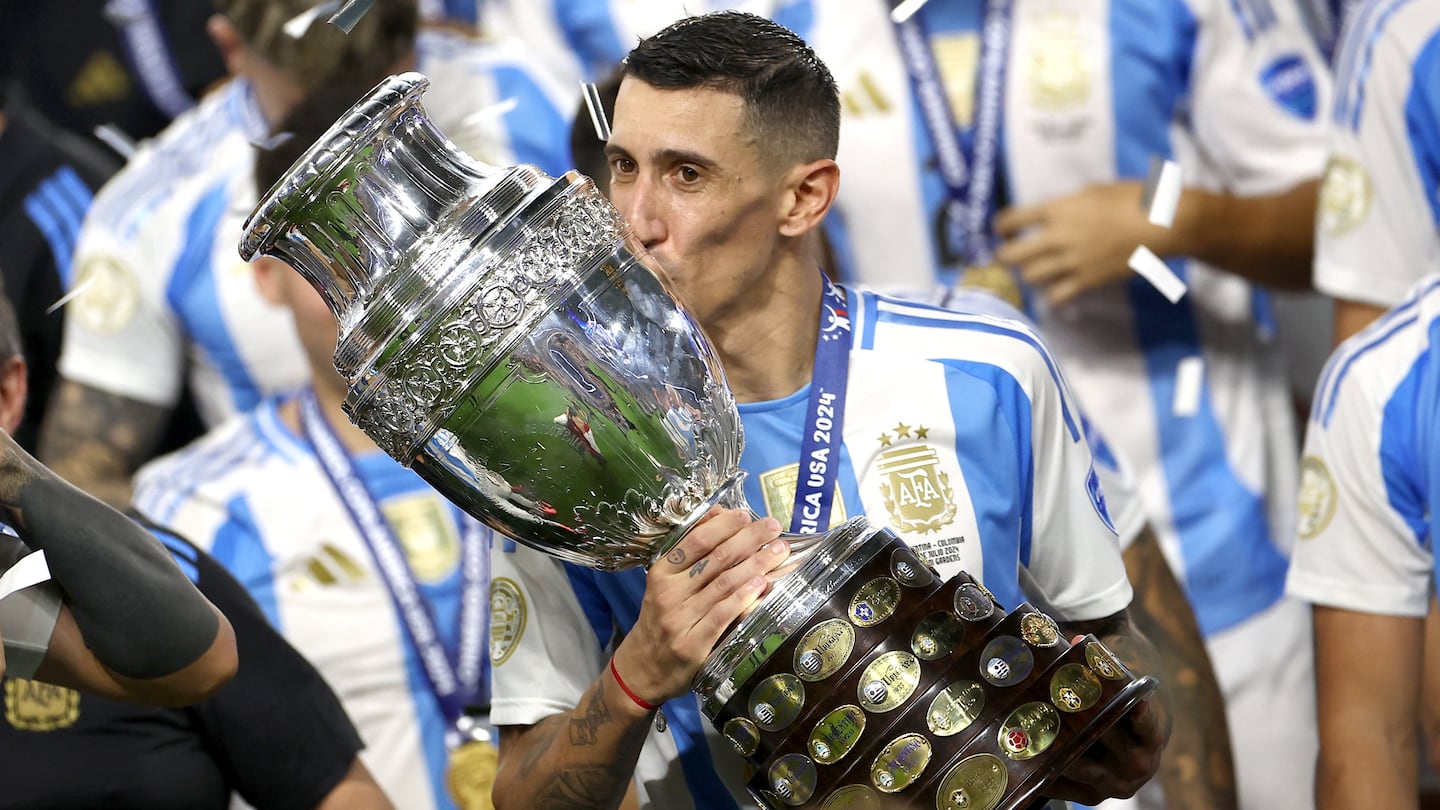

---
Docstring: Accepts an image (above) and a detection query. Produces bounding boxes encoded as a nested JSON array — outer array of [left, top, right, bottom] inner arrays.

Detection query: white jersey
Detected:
[[59, 30, 575, 426], [1287, 275, 1440, 615], [490, 288, 1131, 810], [1314, 0, 1440, 308], [133, 394, 494, 810]]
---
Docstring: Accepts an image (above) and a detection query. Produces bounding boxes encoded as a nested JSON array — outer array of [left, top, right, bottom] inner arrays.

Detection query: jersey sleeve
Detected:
[[1314, 17, 1440, 307], [1013, 336, 1135, 622], [1185, 0, 1332, 194], [141, 521, 366, 810], [488, 540, 608, 727], [56, 160, 188, 408], [1286, 306, 1435, 616]]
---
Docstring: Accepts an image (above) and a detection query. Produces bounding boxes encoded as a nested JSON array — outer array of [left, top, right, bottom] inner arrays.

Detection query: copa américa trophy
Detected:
[[240, 73, 1156, 810]]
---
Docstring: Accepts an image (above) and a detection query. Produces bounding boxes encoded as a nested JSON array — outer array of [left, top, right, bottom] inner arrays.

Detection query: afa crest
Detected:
[[876, 424, 957, 535], [5, 679, 79, 732]]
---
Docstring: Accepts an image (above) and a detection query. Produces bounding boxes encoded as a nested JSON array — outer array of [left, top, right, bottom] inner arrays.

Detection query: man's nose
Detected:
[[613, 180, 665, 249]]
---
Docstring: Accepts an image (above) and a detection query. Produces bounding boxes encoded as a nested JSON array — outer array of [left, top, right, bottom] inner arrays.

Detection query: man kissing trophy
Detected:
[[240, 73, 1156, 810]]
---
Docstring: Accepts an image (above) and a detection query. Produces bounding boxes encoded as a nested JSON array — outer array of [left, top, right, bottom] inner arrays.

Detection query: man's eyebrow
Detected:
[[652, 148, 716, 169]]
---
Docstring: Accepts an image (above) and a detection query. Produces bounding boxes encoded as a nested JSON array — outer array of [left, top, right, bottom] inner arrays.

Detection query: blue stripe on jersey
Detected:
[[871, 307, 1080, 442], [398, 619, 458, 810], [167, 180, 264, 413], [1315, 277, 1440, 418], [212, 494, 282, 628], [1406, 29, 1440, 228], [492, 64, 572, 176], [563, 563, 618, 649], [557, 0, 629, 80], [1322, 315, 1421, 425], [565, 566, 740, 810], [940, 360, 1030, 604], [1229, 0, 1278, 39], [859, 292, 881, 350], [1341, 0, 1415, 129], [1381, 344, 1432, 544], [24, 166, 92, 286]]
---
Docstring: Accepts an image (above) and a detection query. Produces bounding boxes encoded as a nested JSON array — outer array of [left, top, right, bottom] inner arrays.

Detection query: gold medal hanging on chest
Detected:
[[447, 739, 500, 810]]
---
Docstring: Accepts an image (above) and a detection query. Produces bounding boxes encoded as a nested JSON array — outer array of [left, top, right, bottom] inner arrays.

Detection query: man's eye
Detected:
[[612, 157, 636, 174], [678, 166, 700, 183]]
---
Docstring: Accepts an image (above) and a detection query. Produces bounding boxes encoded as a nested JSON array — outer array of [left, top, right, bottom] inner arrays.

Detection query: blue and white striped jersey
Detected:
[[134, 393, 493, 810], [1314, 0, 1440, 308], [489, 287, 1131, 810], [1287, 275, 1440, 616], [59, 30, 574, 427]]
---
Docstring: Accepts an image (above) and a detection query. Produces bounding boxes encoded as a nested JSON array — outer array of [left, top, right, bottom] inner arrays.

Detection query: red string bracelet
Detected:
[[609, 657, 659, 712]]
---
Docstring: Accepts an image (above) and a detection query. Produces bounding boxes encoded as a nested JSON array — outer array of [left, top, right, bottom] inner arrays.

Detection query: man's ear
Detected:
[[0, 356, 28, 436], [252, 256, 288, 306], [778, 159, 840, 238], [207, 15, 248, 77]]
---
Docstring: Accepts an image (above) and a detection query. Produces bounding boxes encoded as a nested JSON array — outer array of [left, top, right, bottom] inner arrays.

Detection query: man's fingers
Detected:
[[657, 509, 751, 572], [994, 231, 1056, 268], [994, 202, 1048, 236]]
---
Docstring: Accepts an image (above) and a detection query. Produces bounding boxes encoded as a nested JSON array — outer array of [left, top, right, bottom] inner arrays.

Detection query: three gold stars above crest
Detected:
[[878, 423, 930, 446]]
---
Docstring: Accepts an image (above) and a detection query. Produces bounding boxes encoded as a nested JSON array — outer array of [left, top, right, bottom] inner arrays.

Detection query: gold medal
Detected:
[[958, 263, 1023, 310], [447, 740, 499, 810]]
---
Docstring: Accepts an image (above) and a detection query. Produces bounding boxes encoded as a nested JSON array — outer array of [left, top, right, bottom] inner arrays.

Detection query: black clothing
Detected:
[[0, 522, 366, 810]]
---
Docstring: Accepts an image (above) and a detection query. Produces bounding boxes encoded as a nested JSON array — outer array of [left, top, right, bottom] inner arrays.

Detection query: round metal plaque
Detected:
[[979, 636, 1034, 688], [823, 784, 883, 809], [794, 619, 856, 682], [750, 673, 805, 732], [858, 650, 922, 713], [912, 611, 966, 661], [890, 547, 936, 589], [1086, 642, 1127, 680], [936, 753, 1008, 810], [1050, 663, 1103, 713], [927, 680, 986, 737], [953, 583, 994, 622], [850, 577, 902, 628], [1019, 612, 1060, 648], [998, 701, 1062, 761], [808, 704, 867, 764], [871, 733, 933, 794], [769, 753, 818, 806], [723, 717, 761, 756]]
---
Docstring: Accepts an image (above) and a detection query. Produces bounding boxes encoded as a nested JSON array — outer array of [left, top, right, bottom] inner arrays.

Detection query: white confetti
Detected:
[[283, 1, 339, 38], [1127, 245, 1188, 304], [1143, 157, 1182, 228], [92, 124, 137, 160], [1173, 356, 1205, 417], [890, 0, 931, 24], [0, 551, 50, 602], [463, 97, 517, 128], [582, 82, 611, 143], [328, 0, 375, 33], [45, 275, 97, 316]]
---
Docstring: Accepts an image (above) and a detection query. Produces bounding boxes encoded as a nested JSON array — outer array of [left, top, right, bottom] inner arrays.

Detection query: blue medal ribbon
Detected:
[[105, 0, 196, 119], [891, 0, 1014, 267], [790, 278, 854, 534], [300, 389, 489, 728]]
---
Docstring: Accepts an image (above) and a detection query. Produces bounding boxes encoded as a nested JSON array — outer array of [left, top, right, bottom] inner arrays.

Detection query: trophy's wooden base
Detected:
[[703, 530, 1157, 810]]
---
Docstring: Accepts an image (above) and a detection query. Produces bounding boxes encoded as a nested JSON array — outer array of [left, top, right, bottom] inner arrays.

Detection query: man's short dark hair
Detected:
[[623, 11, 840, 166]]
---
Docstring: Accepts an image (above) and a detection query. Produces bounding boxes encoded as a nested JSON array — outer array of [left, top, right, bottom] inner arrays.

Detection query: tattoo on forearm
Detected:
[[1126, 537, 1238, 810], [689, 559, 708, 578], [569, 678, 616, 746], [37, 382, 169, 506], [535, 766, 626, 810]]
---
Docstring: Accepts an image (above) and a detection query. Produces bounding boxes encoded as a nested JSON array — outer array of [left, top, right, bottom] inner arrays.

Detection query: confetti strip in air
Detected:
[[329, 0, 375, 33], [1127, 245, 1187, 304], [45, 275, 97, 315], [1142, 157, 1182, 228], [93, 124, 137, 160], [284, 1, 339, 38], [463, 97, 518, 128], [0, 551, 50, 602], [890, 0, 931, 24], [582, 82, 612, 142], [1172, 356, 1205, 416]]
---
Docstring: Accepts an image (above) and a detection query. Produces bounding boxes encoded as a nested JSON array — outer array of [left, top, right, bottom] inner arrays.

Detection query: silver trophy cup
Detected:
[[241, 73, 1155, 810]]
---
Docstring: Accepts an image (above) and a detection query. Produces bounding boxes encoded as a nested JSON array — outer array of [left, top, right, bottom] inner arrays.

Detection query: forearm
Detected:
[[0, 430, 223, 682], [494, 670, 653, 810], [1123, 536, 1236, 809], [37, 380, 170, 508], [1162, 180, 1319, 290], [1317, 734, 1418, 810]]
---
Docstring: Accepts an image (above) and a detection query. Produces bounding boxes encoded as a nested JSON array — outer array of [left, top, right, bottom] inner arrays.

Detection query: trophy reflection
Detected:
[[240, 73, 1154, 810]]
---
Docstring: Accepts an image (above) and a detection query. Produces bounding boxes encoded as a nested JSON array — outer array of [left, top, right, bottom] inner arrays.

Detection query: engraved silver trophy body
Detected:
[[242, 74, 1155, 810]]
